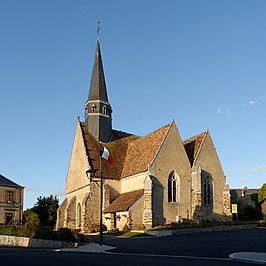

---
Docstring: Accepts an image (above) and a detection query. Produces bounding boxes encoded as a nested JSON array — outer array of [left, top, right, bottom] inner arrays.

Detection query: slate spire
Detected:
[[87, 39, 109, 103], [84, 38, 112, 143]]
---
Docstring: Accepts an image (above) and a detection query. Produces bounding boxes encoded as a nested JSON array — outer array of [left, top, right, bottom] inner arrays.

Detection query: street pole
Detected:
[[99, 152, 103, 246]]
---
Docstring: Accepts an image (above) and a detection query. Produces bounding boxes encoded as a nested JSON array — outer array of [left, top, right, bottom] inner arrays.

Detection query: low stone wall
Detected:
[[145, 224, 258, 237], [0, 235, 78, 249]]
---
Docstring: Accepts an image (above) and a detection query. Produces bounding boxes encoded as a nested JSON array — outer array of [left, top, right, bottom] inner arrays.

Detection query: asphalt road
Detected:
[[0, 247, 243, 266], [95, 228, 266, 258], [0, 228, 265, 265]]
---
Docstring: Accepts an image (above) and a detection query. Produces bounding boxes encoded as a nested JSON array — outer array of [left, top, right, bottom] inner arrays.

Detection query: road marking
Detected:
[[105, 251, 230, 261]]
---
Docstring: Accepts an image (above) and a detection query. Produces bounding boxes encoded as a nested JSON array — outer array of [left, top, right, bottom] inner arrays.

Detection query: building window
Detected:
[[5, 213, 13, 225], [103, 105, 107, 115], [203, 177, 212, 205], [6, 191, 14, 203], [168, 171, 176, 202], [92, 104, 96, 113]]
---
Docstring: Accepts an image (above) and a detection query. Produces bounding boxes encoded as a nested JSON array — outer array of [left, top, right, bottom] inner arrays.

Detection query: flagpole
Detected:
[[99, 145, 103, 246]]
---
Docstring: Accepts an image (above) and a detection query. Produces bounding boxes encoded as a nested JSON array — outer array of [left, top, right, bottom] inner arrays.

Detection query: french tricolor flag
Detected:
[[100, 144, 112, 164]]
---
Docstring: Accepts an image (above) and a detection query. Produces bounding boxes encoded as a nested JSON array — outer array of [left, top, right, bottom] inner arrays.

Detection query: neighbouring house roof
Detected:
[[80, 121, 170, 180], [183, 131, 208, 167], [103, 189, 144, 213], [230, 188, 259, 199], [0, 174, 23, 188]]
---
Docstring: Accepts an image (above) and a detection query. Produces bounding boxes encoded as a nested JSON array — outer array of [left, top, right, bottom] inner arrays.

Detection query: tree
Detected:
[[23, 208, 40, 226], [258, 184, 266, 203], [32, 195, 59, 227]]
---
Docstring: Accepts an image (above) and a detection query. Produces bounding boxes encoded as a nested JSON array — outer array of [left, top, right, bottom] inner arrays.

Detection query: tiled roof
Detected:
[[103, 189, 144, 213], [80, 122, 138, 180], [111, 130, 136, 141], [0, 174, 23, 188], [80, 122, 170, 180], [121, 124, 170, 178], [183, 131, 207, 167]]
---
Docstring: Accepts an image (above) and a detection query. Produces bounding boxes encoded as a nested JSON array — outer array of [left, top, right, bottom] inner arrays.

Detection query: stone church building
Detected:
[[56, 38, 231, 231]]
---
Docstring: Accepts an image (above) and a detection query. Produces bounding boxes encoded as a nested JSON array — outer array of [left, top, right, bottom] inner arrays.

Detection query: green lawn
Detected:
[[104, 231, 150, 238]]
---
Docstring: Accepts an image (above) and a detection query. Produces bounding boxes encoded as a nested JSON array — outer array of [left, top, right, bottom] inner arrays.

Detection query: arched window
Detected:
[[103, 105, 107, 115], [203, 177, 212, 205], [168, 171, 176, 202], [92, 104, 96, 113]]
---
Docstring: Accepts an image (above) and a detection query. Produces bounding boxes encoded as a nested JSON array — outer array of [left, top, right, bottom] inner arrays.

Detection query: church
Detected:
[[56, 37, 231, 231]]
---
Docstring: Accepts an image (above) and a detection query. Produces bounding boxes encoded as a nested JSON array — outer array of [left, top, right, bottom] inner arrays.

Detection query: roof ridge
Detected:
[[128, 122, 172, 146], [149, 121, 174, 169], [183, 129, 208, 144], [142, 122, 172, 138], [183, 130, 209, 167], [191, 130, 208, 166], [0, 174, 23, 188], [121, 122, 172, 178], [80, 121, 100, 171]]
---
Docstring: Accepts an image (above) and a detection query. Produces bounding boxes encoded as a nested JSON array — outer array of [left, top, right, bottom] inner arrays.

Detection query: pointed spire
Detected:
[[87, 39, 109, 103], [84, 29, 112, 143]]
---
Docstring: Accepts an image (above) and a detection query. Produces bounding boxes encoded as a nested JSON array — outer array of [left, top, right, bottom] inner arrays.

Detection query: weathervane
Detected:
[[96, 19, 101, 39]]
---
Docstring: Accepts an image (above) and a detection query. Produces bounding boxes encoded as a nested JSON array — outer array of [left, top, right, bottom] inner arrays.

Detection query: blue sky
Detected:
[[0, 0, 265, 209]]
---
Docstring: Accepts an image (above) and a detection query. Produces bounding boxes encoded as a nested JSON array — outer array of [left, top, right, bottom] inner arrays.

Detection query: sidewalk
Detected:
[[58, 242, 266, 264], [58, 242, 116, 253]]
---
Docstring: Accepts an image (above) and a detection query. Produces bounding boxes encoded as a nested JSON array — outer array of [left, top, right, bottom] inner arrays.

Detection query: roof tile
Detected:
[[80, 122, 170, 180], [183, 131, 207, 166], [121, 124, 170, 178], [103, 189, 144, 213]]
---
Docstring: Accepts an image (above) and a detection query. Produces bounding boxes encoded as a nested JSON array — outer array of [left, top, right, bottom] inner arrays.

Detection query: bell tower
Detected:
[[84, 37, 112, 143]]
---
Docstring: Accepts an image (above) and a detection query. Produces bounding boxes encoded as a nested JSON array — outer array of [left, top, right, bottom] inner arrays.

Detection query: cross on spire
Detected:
[[96, 19, 101, 39]]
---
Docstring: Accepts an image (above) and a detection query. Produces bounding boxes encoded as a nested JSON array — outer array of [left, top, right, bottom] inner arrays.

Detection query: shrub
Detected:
[[86, 223, 107, 233], [54, 228, 89, 243], [242, 205, 258, 220], [0, 226, 89, 243], [0, 225, 36, 238]]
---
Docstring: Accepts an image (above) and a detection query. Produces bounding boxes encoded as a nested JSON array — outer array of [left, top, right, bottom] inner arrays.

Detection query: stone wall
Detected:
[[143, 175, 152, 228], [56, 199, 67, 229], [223, 184, 231, 218], [192, 192, 202, 222], [191, 168, 202, 222], [66, 196, 76, 228], [192, 132, 229, 221], [82, 183, 100, 230], [129, 195, 144, 230], [150, 123, 191, 225], [0, 235, 77, 248], [115, 211, 130, 231], [65, 120, 90, 195]]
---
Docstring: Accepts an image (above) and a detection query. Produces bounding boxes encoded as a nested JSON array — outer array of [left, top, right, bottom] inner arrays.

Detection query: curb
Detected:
[[145, 224, 258, 237], [229, 252, 266, 265]]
